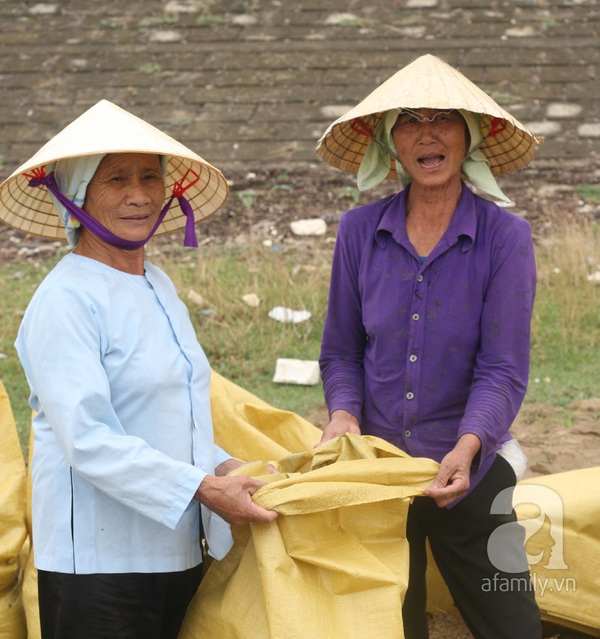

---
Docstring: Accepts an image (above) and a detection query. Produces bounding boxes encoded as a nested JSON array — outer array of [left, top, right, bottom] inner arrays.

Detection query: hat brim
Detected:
[[316, 54, 542, 178], [0, 100, 229, 240]]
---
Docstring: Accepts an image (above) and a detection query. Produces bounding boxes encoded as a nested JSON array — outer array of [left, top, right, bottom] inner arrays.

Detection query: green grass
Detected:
[[528, 221, 600, 405], [162, 243, 331, 415], [575, 184, 600, 203], [0, 258, 61, 452], [2, 223, 598, 457]]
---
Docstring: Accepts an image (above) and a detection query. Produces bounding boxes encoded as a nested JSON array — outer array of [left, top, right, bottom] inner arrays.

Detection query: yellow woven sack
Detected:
[[180, 433, 439, 639], [209, 370, 322, 459], [516, 468, 600, 637], [0, 381, 28, 639], [197, 372, 600, 638], [22, 427, 40, 639], [18, 371, 600, 637]]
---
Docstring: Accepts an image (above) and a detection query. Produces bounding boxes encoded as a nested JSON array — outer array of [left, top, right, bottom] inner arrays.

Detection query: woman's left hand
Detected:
[[424, 433, 481, 508]]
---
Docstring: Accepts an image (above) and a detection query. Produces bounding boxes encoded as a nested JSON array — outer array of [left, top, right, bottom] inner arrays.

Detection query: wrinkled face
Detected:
[[83, 153, 166, 242], [392, 109, 467, 189]]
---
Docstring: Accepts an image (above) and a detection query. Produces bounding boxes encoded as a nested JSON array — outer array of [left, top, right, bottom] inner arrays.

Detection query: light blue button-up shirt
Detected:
[[16, 253, 233, 574]]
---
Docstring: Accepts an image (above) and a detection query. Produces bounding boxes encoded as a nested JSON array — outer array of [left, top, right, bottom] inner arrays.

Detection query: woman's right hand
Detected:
[[316, 409, 361, 446], [194, 474, 278, 525]]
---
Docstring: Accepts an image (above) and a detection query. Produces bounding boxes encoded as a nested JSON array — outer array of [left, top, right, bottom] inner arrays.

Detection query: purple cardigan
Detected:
[[319, 182, 536, 495]]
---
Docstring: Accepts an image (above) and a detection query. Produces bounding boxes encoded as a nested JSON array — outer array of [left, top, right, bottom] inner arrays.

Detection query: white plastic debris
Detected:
[[242, 293, 261, 307], [187, 290, 206, 306], [272, 359, 321, 386], [231, 14, 258, 25], [587, 271, 600, 283], [324, 13, 359, 25], [290, 218, 327, 236], [149, 30, 183, 43], [28, 4, 58, 15], [268, 306, 311, 323]]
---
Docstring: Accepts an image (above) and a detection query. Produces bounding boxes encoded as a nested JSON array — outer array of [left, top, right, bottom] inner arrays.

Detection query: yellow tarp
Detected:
[[22, 426, 39, 639], [4, 372, 600, 637], [209, 370, 322, 460], [180, 432, 438, 639], [516, 469, 600, 636], [0, 381, 27, 639]]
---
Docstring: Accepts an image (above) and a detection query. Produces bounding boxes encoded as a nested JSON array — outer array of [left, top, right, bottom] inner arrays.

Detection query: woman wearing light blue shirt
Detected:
[[2, 100, 277, 639]]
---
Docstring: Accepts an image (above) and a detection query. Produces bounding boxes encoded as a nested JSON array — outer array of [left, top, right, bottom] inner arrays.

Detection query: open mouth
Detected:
[[417, 155, 445, 169], [122, 214, 151, 221]]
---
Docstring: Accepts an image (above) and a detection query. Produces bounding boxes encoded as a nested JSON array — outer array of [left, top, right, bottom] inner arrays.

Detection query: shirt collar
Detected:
[[375, 189, 409, 249], [446, 183, 477, 252], [376, 182, 477, 253]]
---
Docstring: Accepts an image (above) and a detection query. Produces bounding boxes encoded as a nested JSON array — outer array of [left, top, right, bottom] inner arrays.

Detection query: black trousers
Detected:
[[402, 455, 543, 639], [38, 564, 203, 639]]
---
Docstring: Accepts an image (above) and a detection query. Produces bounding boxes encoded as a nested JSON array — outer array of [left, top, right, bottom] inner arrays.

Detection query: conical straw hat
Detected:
[[0, 99, 229, 240], [316, 54, 541, 178]]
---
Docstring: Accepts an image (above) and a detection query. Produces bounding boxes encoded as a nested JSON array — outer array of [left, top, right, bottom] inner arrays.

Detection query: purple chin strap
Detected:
[[26, 166, 200, 249]]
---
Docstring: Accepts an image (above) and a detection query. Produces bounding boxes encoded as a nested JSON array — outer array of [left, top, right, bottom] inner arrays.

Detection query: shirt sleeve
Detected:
[[319, 213, 367, 422], [214, 444, 233, 468], [457, 216, 537, 461], [18, 284, 206, 531]]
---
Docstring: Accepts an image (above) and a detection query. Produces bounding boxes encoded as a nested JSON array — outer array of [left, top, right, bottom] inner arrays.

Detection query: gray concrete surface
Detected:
[[0, 0, 598, 181]]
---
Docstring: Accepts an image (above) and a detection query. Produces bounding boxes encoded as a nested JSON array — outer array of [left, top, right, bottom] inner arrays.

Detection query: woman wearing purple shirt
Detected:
[[316, 55, 543, 638]]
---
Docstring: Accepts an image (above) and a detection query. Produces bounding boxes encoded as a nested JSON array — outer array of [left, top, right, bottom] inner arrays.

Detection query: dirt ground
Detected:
[[2, 161, 599, 638]]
